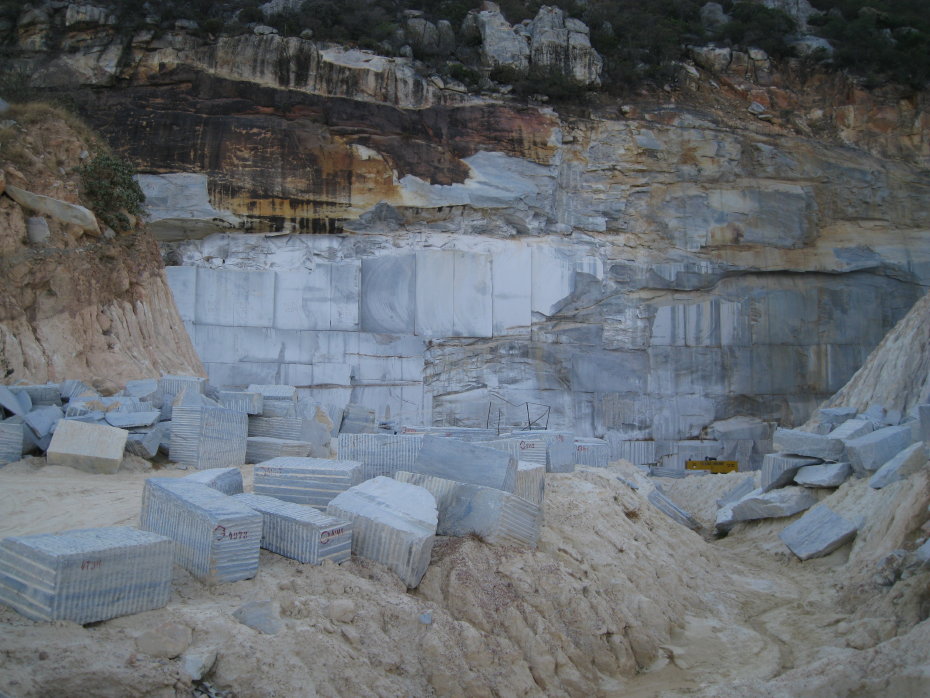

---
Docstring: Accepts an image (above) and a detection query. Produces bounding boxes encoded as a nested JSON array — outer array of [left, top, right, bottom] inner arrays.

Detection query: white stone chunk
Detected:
[[515, 461, 546, 507], [253, 457, 364, 510], [0, 527, 173, 624], [413, 435, 517, 492], [794, 462, 852, 488], [729, 487, 818, 522], [845, 425, 914, 475], [0, 385, 28, 417], [395, 471, 541, 547], [779, 505, 859, 560], [761, 452, 822, 492], [827, 418, 873, 441], [195, 268, 275, 327], [246, 437, 312, 463], [170, 406, 247, 470], [47, 420, 127, 474], [0, 422, 24, 464], [24, 405, 63, 439], [869, 443, 928, 489], [817, 407, 858, 430], [509, 430, 574, 473], [140, 479, 262, 584], [233, 493, 352, 564], [773, 428, 846, 461], [326, 476, 437, 588], [336, 433, 424, 480], [183, 467, 244, 495]]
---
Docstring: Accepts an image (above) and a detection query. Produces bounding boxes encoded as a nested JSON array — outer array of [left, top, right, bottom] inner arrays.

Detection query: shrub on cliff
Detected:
[[77, 154, 145, 233]]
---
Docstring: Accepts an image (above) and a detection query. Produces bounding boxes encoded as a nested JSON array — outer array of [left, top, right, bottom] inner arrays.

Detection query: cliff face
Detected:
[[6, 5, 930, 436], [0, 105, 202, 391]]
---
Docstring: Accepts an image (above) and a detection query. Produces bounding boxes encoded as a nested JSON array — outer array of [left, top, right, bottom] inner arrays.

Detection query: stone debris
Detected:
[[0, 526, 173, 623], [170, 406, 247, 470], [184, 467, 244, 495], [233, 493, 352, 564], [326, 476, 437, 588], [484, 437, 548, 467], [648, 487, 702, 531], [46, 420, 127, 474], [218, 391, 264, 415], [245, 436, 313, 463], [121, 379, 159, 401], [515, 461, 546, 507], [574, 438, 610, 467], [157, 375, 206, 419], [844, 425, 914, 476], [253, 457, 364, 509], [135, 621, 192, 659], [140, 479, 262, 584], [779, 504, 859, 560], [0, 421, 24, 464], [232, 599, 283, 635], [336, 433, 425, 480], [869, 443, 928, 489], [794, 462, 852, 488], [395, 471, 541, 547], [509, 430, 575, 473], [413, 435, 517, 493], [826, 418, 874, 441], [181, 647, 218, 682], [773, 427, 846, 461], [125, 430, 162, 459], [104, 411, 162, 429], [728, 487, 818, 523], [761, 452, 822, 492]]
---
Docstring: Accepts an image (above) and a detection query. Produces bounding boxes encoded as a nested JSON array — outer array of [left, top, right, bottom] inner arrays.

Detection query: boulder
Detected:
[[761, 452, 822, 491], [780, 505, 859, 560], [817, 407, 858, 430], [232, 600, 283, 635], [827, 418, 873, 441], [773, 427, 845, 461], [729, 487, 817, 523], [26, 216, 50, 244], [413, 435, 517, 492], [794, 462, 852, 488], [135, 622, 192, 659], [845, 425, 913, 476], [4, 185, 99, 233], [46, 420, 127, 473], [869, 443, 928, 489]]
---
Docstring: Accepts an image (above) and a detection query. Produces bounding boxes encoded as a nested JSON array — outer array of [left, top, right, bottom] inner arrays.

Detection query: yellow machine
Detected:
[[685, 458, 738, 474]]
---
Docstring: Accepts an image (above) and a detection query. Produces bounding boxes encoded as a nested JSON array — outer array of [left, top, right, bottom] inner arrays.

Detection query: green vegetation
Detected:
[[77, 153, 145, 233]]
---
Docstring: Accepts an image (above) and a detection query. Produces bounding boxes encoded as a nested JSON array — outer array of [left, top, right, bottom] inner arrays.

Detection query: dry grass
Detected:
[[7, 101, 103, 152]]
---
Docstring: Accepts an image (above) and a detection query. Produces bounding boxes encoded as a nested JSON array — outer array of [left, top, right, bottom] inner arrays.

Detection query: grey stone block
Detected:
[[715, 476, 757, 508], [869, 443, 928, 489], [47, 420, 127, 473], [258, 400, 298, 418], [253, 457, 364, 509], [484, 438, 548, 467], [795, 462, 852, 488], [0, 385, 28, 417], [26, 216, 50, 244], [509, 431, 575, 473], [232, 599, 283, 635], [121, 379, 159, 401], [817, 407, 859, 430], [0, 527, 173, 623], [707, 416, 774, 441], [648, 487, 702, 530], [413, 435, 517, 492], [105, 411, 162, 429], [779, 505, 859, 560], [395, 471, 541, 547], [862, 404, 887, 426], [125, 430, 162, 459], [729, 487, 817, 522], [827, 418, 873, 441], [140, 478, 262, 584], [233, 493, 352, 564], [401, 426, 498, 441], [773, 428, 846, 461], [170, 406, 247, 470], [245, 436, 312, 463], [339, 404, 376, 434], [761, 452, 822, 491], [24, 405, 63, 441], [918, 405, 930, 443], [574, 438, 610, 467], [218, 391, 264, 415], [0, 422, 24, 464], [515, 461, 546, 507], [845, 425, 914, 476], [247, 384, 297, 404], [184, 467, 244, 495], [9, 384, 61, 407], [336, 433, 424, 480], [157, 375, 206, 419], [606, 438, 656, 466], [326, 476, 437, 588]]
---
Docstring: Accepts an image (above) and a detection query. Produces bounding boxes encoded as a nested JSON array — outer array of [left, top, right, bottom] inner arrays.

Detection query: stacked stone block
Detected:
[[170, 406, 247, 470], [253, 457, 363, 509], [336, 433, 424, 480]]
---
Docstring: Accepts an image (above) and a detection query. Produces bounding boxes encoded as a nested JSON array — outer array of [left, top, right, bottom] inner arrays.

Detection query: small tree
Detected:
[[77, 153, 145, 233]]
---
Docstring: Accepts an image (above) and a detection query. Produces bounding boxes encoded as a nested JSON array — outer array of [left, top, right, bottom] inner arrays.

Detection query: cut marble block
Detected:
[[574, 438, 610, 467], [259, 400, 298, 418], [413, 435, 517, 493], [794, 462, 852, 488], [515, 461, 546, 507], [0, 421, 23, 464], [140, 479, 262, 584], [0, 526, 173, 623], [340, 404, 376, 434], [761, 453, 822, 492], [509, 431, 575, 473], [647, 487, 701, 531], [125, 430, 161, 459], [484, 438, 548, 467], [869, 443, 928, 489], [400, 426, 498, 441], [715, 476, 757, 508], [24, 405, 63, 440], [779, 505, 859, 560], [157, 375, 206, 419], [253, 457, 364, 509], [47, 420, 127, 474], [773, 428, 846, 461], [606, 439, 657, 466], [233, 493, 352, 564], [121, 379, 158, 401], [248, 415, 306, 440], [326, 476, 437, 588], [729, 487, 817, 522], [218, 391, 264, 415], [817, 407, 858, 430], [246, 437, 312, 463], [9, 384, 61, 406], [105, 411, 161, 429], [247, 384, 297, 405], [395, 471, 541, 547], [0, 384, 29, 417], [170, 406, 247, 470], [827, 418, 873, 441], [336, 433, 424, 480], [844, 425, 914, 476], [184, 467, 244, 495]]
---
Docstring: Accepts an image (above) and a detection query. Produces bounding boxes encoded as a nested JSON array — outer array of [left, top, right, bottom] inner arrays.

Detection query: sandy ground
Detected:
[[0, 459, 928, 697]]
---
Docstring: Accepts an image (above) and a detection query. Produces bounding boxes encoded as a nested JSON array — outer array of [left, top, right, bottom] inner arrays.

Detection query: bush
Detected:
[[716, 2, 797, 58], [77, 154, 145, 233]]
